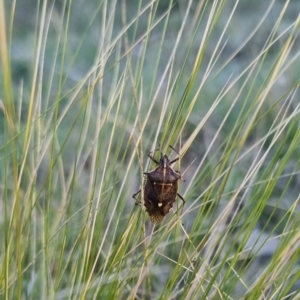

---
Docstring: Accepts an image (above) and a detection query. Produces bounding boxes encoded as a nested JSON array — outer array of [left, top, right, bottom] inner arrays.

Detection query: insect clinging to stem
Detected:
[[133, 146, 185, 224]]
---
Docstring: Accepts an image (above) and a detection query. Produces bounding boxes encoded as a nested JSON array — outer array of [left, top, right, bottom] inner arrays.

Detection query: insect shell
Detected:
[[133, 149, 185, 224]]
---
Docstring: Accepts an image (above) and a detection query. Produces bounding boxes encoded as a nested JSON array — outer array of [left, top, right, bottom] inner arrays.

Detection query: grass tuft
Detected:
[[1, 0, 300, 299]]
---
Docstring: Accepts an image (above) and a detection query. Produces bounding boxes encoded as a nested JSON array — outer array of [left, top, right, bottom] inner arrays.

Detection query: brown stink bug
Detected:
[[133, 146, 185, 224]]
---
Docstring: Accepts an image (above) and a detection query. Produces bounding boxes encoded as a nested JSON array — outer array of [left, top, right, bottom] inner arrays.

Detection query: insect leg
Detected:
[[133, 189, 142, 206], [176, 193, 186, 218], [132, 189, 140, 200], [177, 193, 186, 205]]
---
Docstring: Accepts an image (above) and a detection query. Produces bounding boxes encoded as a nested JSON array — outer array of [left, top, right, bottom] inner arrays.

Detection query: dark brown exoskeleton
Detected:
[[133, 146, 185, 224]]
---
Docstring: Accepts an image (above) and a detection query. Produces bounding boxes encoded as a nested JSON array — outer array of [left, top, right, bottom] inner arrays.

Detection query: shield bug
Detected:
[[133, 146, 185, 224]]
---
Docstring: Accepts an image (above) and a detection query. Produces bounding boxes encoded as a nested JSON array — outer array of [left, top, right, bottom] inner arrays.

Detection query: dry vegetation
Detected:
[[0, 0, 300, 299]]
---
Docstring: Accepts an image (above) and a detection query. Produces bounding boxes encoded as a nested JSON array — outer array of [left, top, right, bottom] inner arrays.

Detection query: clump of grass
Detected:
[[0, 0, 300, 299]]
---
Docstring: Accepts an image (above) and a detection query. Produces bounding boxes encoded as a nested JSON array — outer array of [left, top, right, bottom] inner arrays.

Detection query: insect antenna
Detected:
[[169, 145, 180, 165], [169, 145, 180, 155], [147, 147, 160, 164], [148, 154, 159, 164]]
